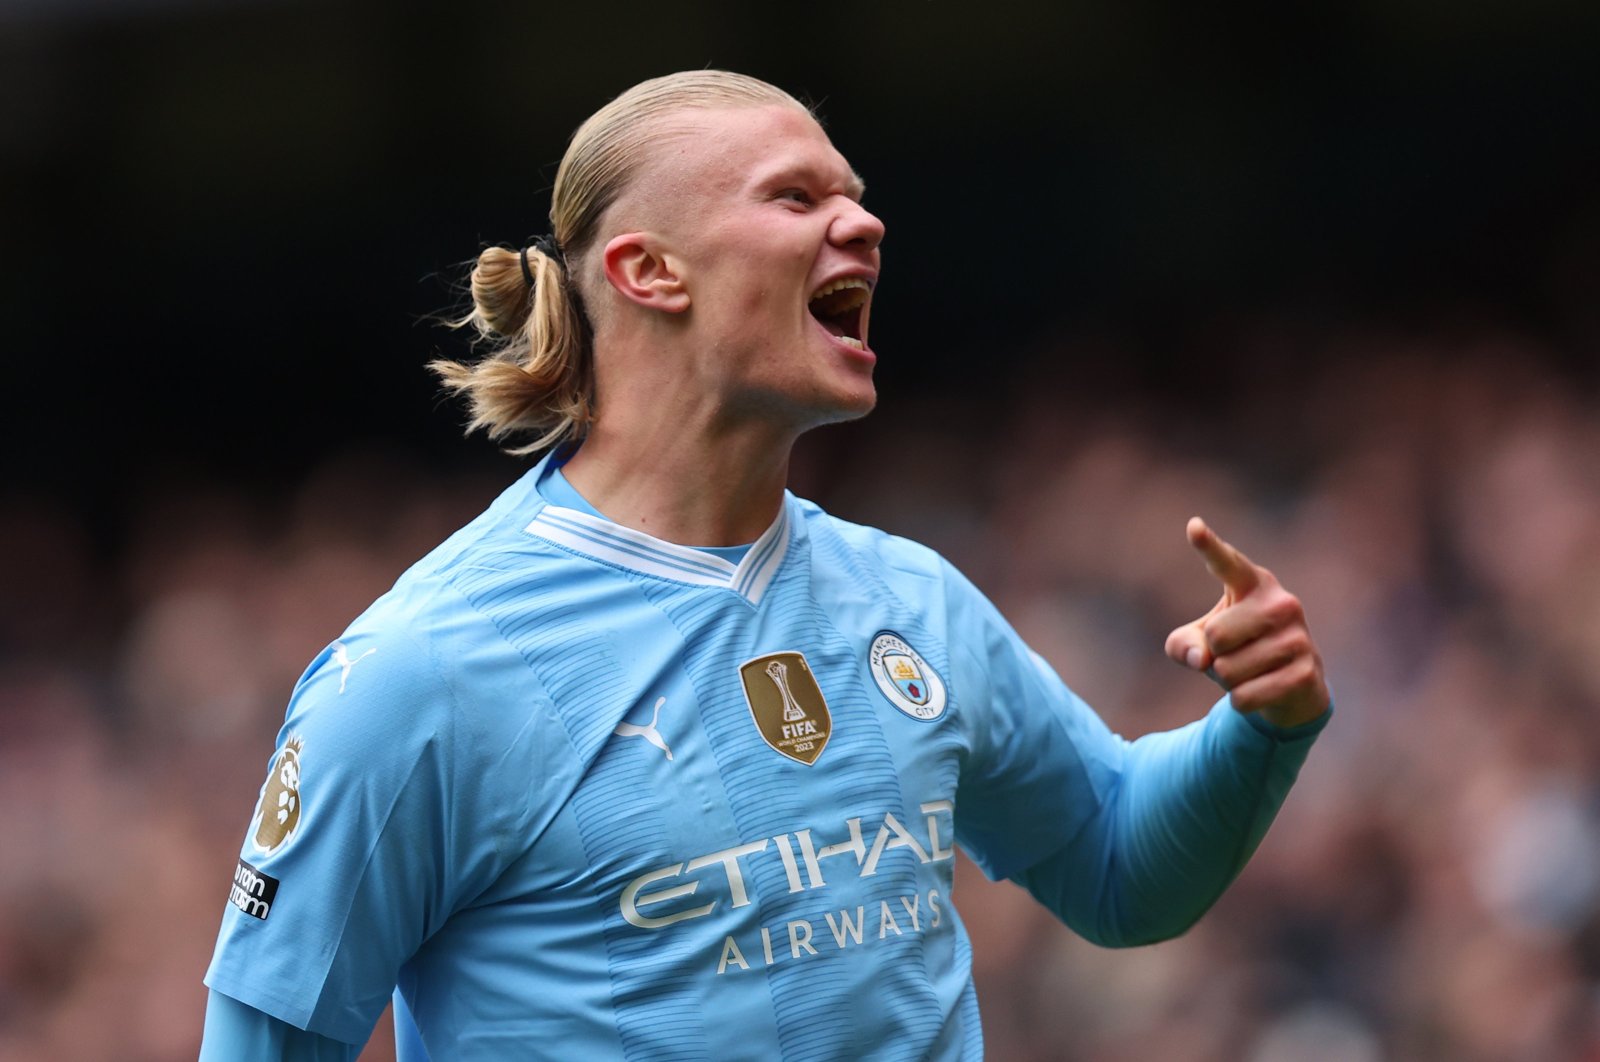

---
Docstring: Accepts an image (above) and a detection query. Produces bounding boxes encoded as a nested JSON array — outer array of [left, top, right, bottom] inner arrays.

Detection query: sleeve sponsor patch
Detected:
[[229, 858, 281, 920]]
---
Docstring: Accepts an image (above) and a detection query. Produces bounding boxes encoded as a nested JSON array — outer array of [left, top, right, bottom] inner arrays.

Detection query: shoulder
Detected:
[[791, 495, 952, 587], [395, 480, 562, 597], [353, 474, 607, 676], [288, 539, 582, 767], [789, 497, 1017, 655]]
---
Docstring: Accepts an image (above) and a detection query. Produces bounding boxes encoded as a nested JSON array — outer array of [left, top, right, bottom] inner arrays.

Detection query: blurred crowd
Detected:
[[3, 323, 1599, 1060]]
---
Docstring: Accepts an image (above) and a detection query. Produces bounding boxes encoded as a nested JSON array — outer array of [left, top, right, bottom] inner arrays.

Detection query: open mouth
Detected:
[[807, 277, 872, 350]]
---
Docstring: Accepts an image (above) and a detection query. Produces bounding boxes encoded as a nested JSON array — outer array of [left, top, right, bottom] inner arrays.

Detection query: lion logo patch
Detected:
[[252, 736, 303, 855]]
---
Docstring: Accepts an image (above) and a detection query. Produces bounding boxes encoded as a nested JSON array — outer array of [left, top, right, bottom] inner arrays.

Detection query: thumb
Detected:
[[1165, 621, 1211, 672], [1165, 594, 1225, 672]]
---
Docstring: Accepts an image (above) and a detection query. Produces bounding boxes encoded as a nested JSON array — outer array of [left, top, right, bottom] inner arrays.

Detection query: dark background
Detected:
[[4, 0, 1598, 552], [7, 5, 1600, 1059]]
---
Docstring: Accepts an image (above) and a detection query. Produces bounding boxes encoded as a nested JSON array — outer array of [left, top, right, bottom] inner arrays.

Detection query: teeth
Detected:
[[809, 277, 871, 303], [808, 277, 871, 347]]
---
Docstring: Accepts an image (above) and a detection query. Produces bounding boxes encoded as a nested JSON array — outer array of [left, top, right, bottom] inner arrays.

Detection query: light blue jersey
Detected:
[[204, 450, 1327, 1060]]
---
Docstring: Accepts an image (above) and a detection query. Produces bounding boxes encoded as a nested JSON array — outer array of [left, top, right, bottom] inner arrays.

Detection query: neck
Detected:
[[560, 415, 798, 547]]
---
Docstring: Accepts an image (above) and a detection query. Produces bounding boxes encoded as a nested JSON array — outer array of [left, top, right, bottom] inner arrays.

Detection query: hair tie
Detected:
[[530, 233, 565, 268], [519, 234, 565, 289]]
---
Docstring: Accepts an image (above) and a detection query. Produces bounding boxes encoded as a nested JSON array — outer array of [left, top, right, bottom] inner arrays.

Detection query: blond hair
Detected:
[[430, 70, 809, 455]]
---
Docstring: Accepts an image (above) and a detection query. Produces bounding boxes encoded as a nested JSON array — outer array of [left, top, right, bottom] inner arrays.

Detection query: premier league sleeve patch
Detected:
[[251, 736, 304, 855], [869, 632, 948, 721]]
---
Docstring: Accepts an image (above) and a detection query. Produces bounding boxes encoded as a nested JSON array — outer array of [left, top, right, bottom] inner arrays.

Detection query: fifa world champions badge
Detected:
[[739, 651, 832, 764], [869, 632, 948, 721]]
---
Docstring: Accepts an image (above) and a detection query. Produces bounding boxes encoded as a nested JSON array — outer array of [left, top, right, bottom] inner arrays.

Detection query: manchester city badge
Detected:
[[868, 632, 948, 721]]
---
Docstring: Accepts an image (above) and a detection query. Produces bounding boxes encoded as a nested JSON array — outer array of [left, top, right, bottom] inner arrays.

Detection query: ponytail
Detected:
[[429, 240, 593, 456]]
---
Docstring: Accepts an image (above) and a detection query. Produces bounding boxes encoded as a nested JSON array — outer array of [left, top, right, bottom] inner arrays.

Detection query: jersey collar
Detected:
[[520, 464, 792, 606]]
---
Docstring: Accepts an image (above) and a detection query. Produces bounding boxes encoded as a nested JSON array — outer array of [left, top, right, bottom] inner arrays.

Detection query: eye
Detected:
[[777, 188, 814, 208]]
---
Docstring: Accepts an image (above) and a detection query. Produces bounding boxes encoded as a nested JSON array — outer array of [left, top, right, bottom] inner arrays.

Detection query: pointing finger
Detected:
[[1187, 517, 1260, 596]]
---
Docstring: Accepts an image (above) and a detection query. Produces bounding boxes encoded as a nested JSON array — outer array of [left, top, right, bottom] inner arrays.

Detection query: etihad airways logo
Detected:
[[619, 800, 954, 931], [715, 889, 945, 975]]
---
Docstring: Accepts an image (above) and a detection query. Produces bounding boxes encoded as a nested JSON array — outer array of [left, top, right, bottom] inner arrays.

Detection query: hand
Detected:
[[1164, 517, 1330, 729]]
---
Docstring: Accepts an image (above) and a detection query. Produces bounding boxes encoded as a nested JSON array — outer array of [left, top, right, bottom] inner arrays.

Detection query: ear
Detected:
[[601, 232, 691, 314]]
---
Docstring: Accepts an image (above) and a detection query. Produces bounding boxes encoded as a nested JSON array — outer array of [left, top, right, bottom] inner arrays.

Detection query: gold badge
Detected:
[[739, 652, 832, 765], [252, 736, 303, 855]]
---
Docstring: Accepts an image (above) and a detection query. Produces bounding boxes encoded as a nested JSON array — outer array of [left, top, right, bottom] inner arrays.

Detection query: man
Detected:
[[201, 70, 1330, 1060]]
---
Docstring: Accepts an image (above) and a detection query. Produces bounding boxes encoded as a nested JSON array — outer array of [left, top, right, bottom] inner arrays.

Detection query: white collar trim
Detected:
[[524, 500, 791, 605]]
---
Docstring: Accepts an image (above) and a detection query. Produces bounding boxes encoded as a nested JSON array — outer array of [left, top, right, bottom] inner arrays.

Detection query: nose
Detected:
[[830, 199, 885, 253]]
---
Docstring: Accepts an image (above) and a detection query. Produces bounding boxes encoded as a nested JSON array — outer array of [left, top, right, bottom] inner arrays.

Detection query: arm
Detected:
[[1012, 696, 1327, 947], [201, 989, 359, 1062], [203, 611, 516, 1047], [955, 517, 1330, 947]]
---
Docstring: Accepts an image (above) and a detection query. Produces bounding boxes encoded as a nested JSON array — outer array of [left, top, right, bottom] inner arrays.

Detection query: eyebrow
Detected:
[[761, 163, 867, 201]]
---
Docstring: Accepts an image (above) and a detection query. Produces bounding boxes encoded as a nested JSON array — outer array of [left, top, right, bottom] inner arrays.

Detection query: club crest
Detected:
[[739, 651, 832, 765], [251, 736, 304, 855], [869, 632, 947, 721]]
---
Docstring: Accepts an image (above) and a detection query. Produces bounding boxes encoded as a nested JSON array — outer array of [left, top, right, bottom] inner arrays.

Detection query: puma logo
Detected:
[[331, 641, 377, 694], [614, 696, 674, 761]]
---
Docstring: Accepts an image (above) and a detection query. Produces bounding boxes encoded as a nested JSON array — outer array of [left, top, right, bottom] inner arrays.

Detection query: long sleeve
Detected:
[[1012, 698, 1328, 947]]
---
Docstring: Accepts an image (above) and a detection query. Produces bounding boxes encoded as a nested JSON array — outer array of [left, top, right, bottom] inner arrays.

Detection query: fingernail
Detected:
[[1185, 647, 1203, 669]]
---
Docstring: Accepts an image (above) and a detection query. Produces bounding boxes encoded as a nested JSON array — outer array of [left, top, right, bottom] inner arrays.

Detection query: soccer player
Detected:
[[200, 70, 1331, 1060]]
